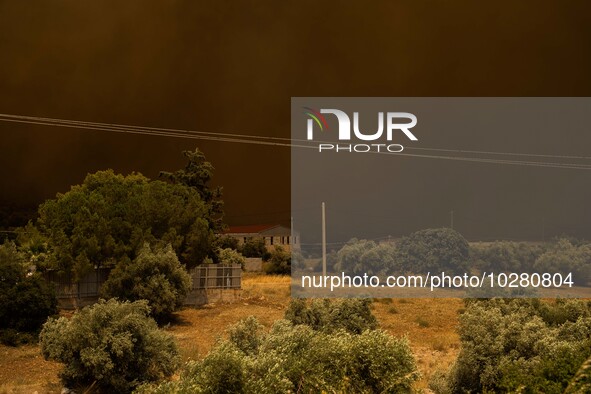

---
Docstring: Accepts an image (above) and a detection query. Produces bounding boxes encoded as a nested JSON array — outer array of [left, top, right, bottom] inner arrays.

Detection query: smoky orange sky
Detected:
[[1, 1, 591, 237]]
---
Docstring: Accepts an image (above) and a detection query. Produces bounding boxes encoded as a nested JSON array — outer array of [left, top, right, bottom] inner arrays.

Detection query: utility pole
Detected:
[[450, 210, 454, 230], [322, 202, 327, 277]]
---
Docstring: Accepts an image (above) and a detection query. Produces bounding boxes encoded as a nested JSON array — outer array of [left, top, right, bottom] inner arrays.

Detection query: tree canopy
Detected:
[[335, 239, 396, 276], [534, 238, 591, 285], [160, 148, 224, 232], [37, 170, 214, 279], [396, 228, 469, 275], [0, 242, 57, 345]]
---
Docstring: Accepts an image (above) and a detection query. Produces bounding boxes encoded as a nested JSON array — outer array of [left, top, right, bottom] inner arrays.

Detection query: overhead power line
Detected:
[[1, 113, 591, 171], [2, 113, 591, 161]]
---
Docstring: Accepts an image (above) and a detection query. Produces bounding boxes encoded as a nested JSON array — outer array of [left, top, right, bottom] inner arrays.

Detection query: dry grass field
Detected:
[[0, 273, 463, 393]]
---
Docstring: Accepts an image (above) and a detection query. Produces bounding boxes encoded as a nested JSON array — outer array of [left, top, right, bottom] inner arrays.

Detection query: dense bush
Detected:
[[40, 299, 179, 393], [240, 237, 268, 259], [0, 242, 57, 345], [136, 317, 418, 394], [218, 247, 246, 268], [335, 239, 397, 276], [15, 222, 52, 270], [334, 239, 378, 274], [470, 241, 546, 273], [101, 243, 192, 321], [289, 249, 306, 271], [470, 239, 591, 286], [284, 298, 378, 334], [396, 228, 469, 275], [227, 316, 264, 355], [216, 234, 240, 251], [564, 356, 591, 393], [534, 239, 591, 285], [264, 245, 291, 275], [435, 298, 591, 393]]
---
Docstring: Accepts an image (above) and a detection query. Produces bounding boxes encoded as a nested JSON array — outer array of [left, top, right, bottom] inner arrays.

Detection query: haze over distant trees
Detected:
[[332, 228, 470, 276]]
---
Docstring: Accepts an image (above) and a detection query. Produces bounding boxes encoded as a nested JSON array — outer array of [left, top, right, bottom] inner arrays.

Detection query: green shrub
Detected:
[[534, 239, 591, 285], [0, 328, 36, 346], [137, 317, 418, 394], [396, 228, 469, 275], [40, 299, 179, 393], [347, 328, 418, 393], [101, 243, 192, 321], [470, 241, 546, 273], [218, 247, 246, 268], [0, 242, 57, 345], [216, 234, 240, 251], [284, 298, 378, 334], [333, 239, 397, 276], [429, 369, 451, 394], [471, 239, 591, 285], [263, 245, 291, 275], [227, 315, 263, 355], [565, 356, 591, 393], [240, 237, 267, 258], [442, 298, 591, 394], [183, 343, 247, 393]]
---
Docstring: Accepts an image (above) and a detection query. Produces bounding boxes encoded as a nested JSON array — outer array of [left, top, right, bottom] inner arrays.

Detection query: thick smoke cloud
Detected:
[[1, 1, 590, 238]]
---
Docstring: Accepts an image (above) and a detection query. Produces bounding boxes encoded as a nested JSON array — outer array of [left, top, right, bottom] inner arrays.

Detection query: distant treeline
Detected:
[[301, 228, 591, 286]]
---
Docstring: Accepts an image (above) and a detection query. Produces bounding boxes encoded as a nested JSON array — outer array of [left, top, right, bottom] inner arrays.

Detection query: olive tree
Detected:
[[101, 243, 192, 321], [40, 299, 179, 393], [437, 298, 591, 394], [396, 228, 469, 275], [137, 316, 418, 394], [38, 170, 214, 280]]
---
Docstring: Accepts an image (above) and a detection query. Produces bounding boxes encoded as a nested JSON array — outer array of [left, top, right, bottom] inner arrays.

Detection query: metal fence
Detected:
[[42, 264, 242, 301], [189, 264, 242, 289], [42, 267, 111, 299]]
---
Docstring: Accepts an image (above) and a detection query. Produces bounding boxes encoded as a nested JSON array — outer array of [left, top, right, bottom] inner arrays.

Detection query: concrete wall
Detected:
[[184, 288, 242, 306]]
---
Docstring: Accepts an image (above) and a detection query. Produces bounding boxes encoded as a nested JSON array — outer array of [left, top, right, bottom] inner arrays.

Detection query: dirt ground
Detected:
[[0, 274, 463, 393]]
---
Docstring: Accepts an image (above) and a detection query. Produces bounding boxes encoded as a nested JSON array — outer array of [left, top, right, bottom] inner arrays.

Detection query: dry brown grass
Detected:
[[156, 274, 463, 392], [0, 273, 462, 392], [0, 344, 61, 393], [371, 297, 463, 391]]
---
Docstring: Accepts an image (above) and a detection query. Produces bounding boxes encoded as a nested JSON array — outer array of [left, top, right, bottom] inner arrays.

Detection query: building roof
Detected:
[[223, 224, 282, 234]]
